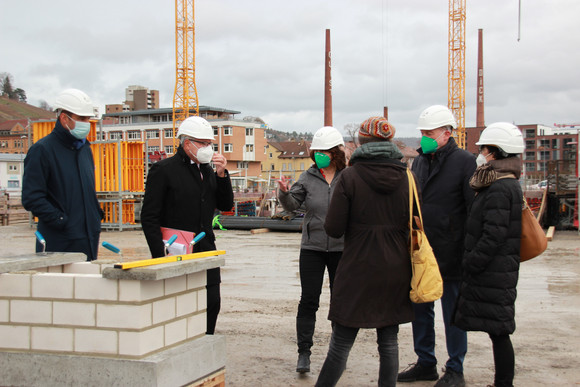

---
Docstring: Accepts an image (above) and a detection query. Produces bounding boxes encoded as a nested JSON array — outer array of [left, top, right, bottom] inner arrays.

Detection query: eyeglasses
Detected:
[[187, 139, 213, 147]]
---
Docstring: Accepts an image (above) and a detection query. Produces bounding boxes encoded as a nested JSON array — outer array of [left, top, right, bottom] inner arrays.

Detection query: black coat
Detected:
[[140, 146, 234, 284], [454, 176, 522, 335], [411, 138, 476, 280], [22, 120, 102, 261], [325, 157, 414, 328]]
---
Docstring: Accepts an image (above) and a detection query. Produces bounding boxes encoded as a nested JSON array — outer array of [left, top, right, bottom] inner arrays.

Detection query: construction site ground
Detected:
[[1, 224, 579, 386]]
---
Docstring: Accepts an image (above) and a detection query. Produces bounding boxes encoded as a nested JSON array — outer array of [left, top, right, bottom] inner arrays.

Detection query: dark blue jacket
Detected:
[[22, 120, 102, 260], [411, 137, 476, 280], [140, 146, 234, 284]]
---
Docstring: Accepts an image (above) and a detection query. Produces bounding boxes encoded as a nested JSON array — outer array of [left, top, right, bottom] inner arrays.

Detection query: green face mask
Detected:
[[314, 152, 331, 169], [420, 131, 445, 154]]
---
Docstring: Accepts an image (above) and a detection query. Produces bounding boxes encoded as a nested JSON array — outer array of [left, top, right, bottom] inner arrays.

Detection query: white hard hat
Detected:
[[54, 88, 95, 117], [176, 116, 214, 140], [310, 126, 344, 150], [417, 105, 457, 131], [476, 122, 525, 154]]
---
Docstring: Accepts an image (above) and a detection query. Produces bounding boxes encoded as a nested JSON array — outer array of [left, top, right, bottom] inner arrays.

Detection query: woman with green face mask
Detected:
[[277, 126, 346, 375]]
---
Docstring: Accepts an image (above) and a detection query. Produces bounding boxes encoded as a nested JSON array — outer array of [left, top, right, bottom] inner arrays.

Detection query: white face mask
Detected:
[[195, 144, 214, 164], [476, 153, 490, 167]]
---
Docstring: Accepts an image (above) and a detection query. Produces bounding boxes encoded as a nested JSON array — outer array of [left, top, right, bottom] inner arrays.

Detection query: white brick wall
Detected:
[[0, 269, 209, 359], [0, 299, 8, 322], [75, 328, 117, 354], [187, 313, 206, 339], [0, 273, 31, 297], [75, 275, 118, 301], [164, 318, 187, 346], [32, 327, 73, 351], [0, 325, 29, 349], [53, 301, 96, 326], [119, 326, 164, 357], [187, 271, 206, 290], [32, 273, 74, 299], [165, 276, 187, 295], [152, 297, 176, 325], [97, 303, 152, 329], [11, 300, 52, 324]]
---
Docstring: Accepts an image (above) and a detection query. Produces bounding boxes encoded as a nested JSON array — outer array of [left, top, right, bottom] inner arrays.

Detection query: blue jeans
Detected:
[[411, 280, 467, 373], [316, 323, 399, 387]]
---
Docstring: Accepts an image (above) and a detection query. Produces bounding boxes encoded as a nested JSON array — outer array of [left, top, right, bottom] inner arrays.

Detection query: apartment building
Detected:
[[264, 141, 311, 184], [466, 124, 578, 180], [101, 106, 268, 190], [105, 85, 160, 114], [0, 120, 30, 154]]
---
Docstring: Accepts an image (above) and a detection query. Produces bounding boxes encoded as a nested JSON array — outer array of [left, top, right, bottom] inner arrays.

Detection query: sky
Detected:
[[2, 0, 579, 137]]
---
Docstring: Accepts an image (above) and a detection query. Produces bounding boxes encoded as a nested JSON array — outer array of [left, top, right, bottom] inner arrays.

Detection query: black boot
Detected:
[[296, 317, 315, 373]]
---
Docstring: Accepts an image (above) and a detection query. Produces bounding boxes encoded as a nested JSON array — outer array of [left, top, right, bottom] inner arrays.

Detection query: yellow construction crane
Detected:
[[448, 0, 466, 149], [173, 0, 200, 149]]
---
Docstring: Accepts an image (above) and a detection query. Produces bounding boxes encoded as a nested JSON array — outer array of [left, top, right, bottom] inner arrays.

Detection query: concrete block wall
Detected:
[[0, 262, 207, 359]]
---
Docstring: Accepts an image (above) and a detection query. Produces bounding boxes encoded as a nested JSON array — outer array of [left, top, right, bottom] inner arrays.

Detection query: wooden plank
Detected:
[[187, 369, 225, 387], [250, 228, 270, 234], [546, 226, 555, 241]]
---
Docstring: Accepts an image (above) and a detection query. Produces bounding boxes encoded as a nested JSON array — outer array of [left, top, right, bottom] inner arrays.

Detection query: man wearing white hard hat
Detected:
[[22, 88, 103, 261], [141, 116, 233, 334], [398, 105, 476, 387]]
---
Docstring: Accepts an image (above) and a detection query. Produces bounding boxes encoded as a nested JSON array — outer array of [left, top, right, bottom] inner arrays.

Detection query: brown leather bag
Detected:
[[520, 195, 548, 262]]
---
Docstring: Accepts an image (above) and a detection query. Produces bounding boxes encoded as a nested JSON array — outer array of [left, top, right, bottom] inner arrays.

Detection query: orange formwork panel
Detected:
[[32, 120, 98, 143], [91, 141, 145, 192]]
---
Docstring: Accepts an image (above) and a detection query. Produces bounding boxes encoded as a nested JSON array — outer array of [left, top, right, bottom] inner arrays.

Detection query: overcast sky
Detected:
[[2, 0, 579, 137]]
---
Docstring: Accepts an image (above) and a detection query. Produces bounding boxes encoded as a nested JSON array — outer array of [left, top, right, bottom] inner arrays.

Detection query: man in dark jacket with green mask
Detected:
[[22, 88, 103, 261], [398, 105, 476, 387]]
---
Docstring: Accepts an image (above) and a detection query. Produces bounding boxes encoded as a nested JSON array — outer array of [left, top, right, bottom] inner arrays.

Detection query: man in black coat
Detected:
[[22, 88, 103, 261], [398, 105, 476, 387], [140, 116, 233, 335]]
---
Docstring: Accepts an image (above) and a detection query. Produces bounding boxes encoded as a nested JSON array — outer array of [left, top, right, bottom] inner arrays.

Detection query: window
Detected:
[[7, 180, 19, 188], [96, 132, 105, 141], [282, 163, 286, 171], [269, 152, 273, 158], [525, 163, 535, 172], [539, 151, 550, 161], [8, 164, 18, 172], [213, 127, 219, 136], [165, 145, 174, 154], [525, 140, 535, 149], [128, 131, 141, 140], [552, 139, 559, 149], [270, 164, 275, 171], [538, 139, 550, 148], [146, 130, 159, 139], [164, 129, 174, 138], [212, 144, 219, 152], [553, 150, 559, 160], [109, 132, 123, 140], [563, 138, 574, 148], [224, 143, 233, 152], [525, 129, 535, 138], [224, 127, 233, 135], [538, 162, 547, 172], [525, 151, 535, 161], [300, 162, 305, 170], [237, 161, 249, 169], [147, 146, 160, 152], [245, 128, 254, 136], [245, 144, 254, 152], [264, 146, 268, 154]]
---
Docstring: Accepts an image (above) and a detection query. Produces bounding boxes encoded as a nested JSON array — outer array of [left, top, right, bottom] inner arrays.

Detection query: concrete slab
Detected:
[[102, 256, 225, 281], [0, 252, 86, 273], [0, 334, 226, 387]]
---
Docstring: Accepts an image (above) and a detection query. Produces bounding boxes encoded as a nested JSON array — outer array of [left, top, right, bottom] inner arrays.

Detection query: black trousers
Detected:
[[206, 282, 221, 334], [489, 333, 514, 387], [297, 249, 342, 319]]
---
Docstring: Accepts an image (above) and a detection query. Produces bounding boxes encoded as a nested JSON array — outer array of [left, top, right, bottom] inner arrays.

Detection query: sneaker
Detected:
[[434, 367, 465, 387], [397, 362, 439, 382]]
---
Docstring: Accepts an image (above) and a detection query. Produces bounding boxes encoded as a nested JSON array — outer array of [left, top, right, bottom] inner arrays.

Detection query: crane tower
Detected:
[[173, 0, 199, 149], [448, 0, 466, 149]]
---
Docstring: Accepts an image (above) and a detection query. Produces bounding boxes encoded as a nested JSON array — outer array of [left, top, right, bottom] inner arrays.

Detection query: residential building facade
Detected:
[[0, 153, 25, 191], [0, 120, 30, 154], [101, 106, 269, 191], [466, 124, 579, 180]]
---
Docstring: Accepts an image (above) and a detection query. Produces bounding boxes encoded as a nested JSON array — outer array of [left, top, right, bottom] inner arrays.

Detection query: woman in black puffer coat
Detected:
[[454, 122, 526, 387]]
